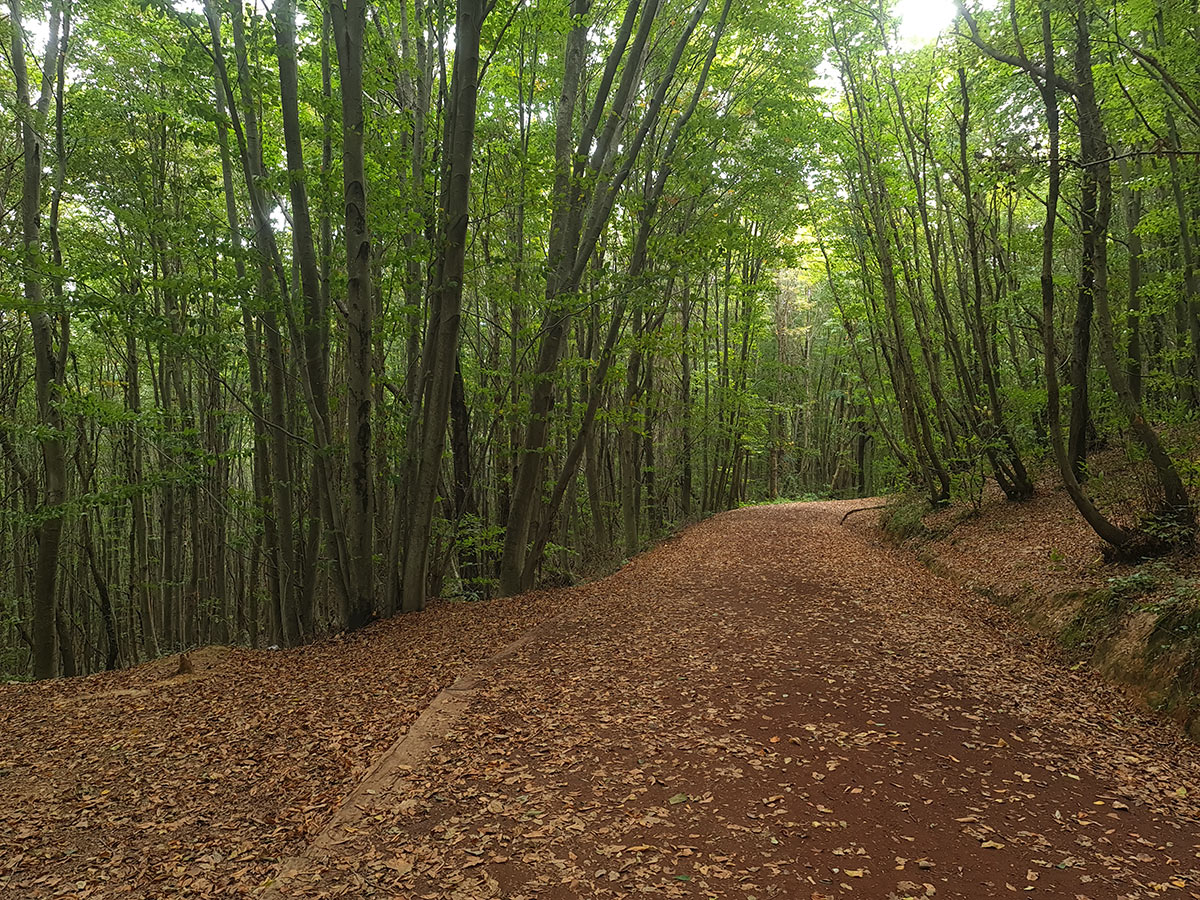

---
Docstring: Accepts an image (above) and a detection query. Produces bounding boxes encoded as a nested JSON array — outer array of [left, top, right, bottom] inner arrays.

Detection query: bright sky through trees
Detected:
[[894, 0, 957, 45]]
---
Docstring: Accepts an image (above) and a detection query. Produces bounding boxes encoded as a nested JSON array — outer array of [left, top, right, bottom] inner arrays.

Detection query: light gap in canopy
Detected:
[[893, 0, 957, 48]]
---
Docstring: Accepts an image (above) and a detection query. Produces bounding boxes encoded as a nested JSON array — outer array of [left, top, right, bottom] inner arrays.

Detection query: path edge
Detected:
[[255, 626, 542, 898]]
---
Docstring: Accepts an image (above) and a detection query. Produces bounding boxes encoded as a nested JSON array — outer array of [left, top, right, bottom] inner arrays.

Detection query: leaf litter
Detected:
[[4, 501, 1200, 898]]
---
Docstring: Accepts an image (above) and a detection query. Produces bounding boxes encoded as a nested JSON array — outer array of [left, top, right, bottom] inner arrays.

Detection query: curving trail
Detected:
[[4, 501, 1200, 899], [273, 502, 1200, 900]]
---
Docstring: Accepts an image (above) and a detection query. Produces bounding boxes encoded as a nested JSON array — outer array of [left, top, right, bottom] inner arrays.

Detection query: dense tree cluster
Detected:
[[805, 0, 1199, 554], [3, 0, 1197, 680], [2, 0, 819, 677]]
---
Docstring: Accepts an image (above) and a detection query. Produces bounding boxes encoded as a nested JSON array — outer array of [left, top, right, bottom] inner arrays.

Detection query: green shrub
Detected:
[[880, 494, 929, 542], [1060, 589, 1124, 653], [1106, 567, 1161, 599]]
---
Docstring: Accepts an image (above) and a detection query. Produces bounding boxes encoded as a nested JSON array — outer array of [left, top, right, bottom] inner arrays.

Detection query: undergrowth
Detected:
[[1058, 564, 1200, 722], [1059, 589, 1125, 653], [742, 490, 835, 507], [1144, 578, 1200, 715], [880, 494, 929, 542]]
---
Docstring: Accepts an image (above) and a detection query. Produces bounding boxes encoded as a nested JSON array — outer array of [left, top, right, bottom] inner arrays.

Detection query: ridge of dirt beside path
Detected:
[[886, 478, 1200, 739], [0, 590, 572, 899], [274, 501, 1200, 900], [257, 628, 546, 898]]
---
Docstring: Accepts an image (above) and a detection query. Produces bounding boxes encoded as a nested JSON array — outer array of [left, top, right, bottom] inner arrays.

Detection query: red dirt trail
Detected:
[[5, 502, 1200, 899], [271, 502, 1200, 900]]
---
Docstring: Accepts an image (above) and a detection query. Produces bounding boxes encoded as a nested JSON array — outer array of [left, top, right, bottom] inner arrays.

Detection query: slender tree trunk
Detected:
[[1119, 156, 1145, 403], [501, 0, 722, 591], [1036, 7, 1131, 551], [956, 67, 1032, 499], [1164, 109, 1200, 402], [125, 326, 159, 658], [449, 354, 480, 590], [1074, 6, 1194, 545], [275, 0, 335, 637], [11, 0, 65, 679], [206, 0, 277, 648], [680, 281, 693, 518], [620, 308, 644, 557], [498, 1, 590, 595], [400, 0, 487, 612], [332, 0, 376, 627]]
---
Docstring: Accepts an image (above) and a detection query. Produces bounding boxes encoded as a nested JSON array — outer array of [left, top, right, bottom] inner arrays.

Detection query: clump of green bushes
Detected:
[[880, 494, 930, 543]]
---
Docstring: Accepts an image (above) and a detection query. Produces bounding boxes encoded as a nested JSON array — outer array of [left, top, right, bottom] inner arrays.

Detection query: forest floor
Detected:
[[908, 468, 1200, 602], [4, 502, 1200, 899], [895, 469, 1200, 740]]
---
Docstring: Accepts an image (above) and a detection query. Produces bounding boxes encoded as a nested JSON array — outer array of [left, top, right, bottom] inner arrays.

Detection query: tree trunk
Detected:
[[332, 0, 377, 628], [11, 0, 66, 679], [400, 0, 488, 612], [1119, 156, 1144, 403]]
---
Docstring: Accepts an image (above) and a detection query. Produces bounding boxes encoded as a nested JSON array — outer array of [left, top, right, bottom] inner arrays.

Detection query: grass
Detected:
[[880, 493, 930, 543], [1059, 588, 1125, 653]]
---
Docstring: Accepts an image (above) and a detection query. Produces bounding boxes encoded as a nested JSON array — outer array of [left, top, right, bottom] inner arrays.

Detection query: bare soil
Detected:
[[4, 501, 1200, 899], [273, 502, 1200, 899]]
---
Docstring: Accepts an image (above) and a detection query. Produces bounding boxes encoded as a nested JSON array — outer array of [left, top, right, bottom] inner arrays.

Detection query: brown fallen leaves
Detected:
[[265, 503, 1199, 899], [5, 501, 1200, 900], [0, 591, 562, 899]]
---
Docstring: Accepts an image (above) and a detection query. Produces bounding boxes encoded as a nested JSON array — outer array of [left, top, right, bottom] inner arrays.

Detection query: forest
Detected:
[[2, 0, 1198, 681]]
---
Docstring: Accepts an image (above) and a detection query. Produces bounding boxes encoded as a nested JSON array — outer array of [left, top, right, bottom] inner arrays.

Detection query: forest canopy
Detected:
[[2, 0, 1198, 679]]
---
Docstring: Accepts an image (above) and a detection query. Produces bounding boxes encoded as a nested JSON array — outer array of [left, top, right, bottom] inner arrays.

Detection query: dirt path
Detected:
[[268, 502, 1200, 900], [5, 502, 1200, 899], [0, 590, 564, 899]]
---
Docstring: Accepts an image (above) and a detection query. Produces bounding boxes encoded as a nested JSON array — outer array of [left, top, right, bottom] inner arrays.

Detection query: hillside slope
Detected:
[[883, 474, 1200, 738]]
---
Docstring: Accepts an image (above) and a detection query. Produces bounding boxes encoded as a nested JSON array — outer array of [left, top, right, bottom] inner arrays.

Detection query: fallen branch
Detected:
[[840, 503, 888, 525]]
